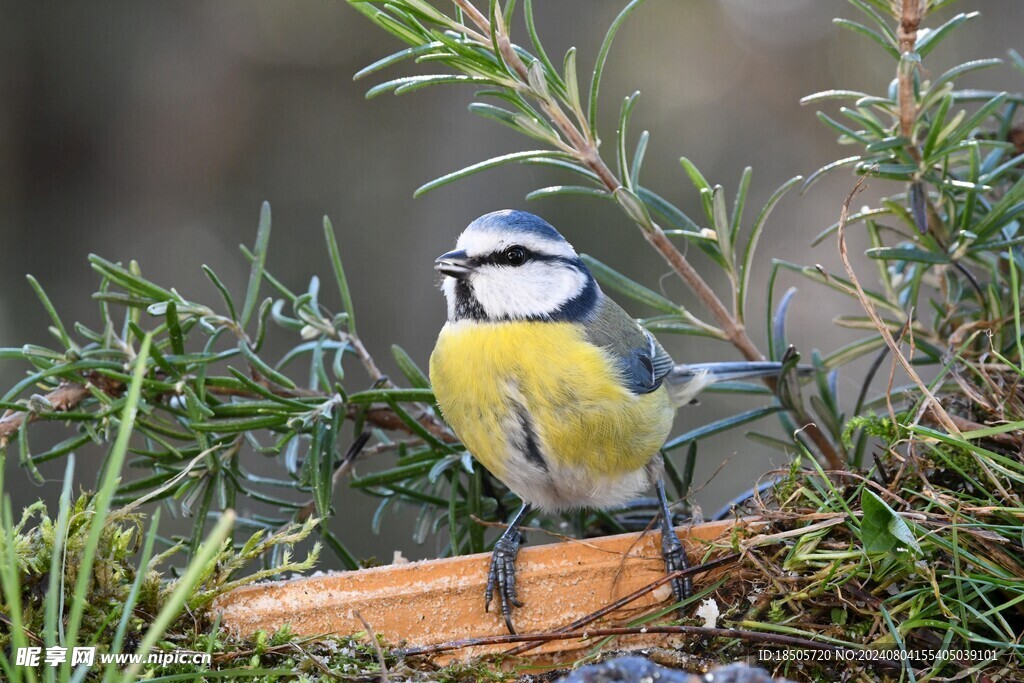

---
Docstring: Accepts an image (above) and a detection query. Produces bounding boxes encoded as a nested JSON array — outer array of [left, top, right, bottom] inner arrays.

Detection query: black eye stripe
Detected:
[[473, 251, 583, 269]]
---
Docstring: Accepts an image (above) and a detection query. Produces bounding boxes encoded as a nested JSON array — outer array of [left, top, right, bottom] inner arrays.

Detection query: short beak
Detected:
[[434, 249, 474, 278]]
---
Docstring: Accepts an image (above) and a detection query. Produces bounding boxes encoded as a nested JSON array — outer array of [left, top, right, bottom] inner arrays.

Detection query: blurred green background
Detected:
[[1, 1, 1021, 562]]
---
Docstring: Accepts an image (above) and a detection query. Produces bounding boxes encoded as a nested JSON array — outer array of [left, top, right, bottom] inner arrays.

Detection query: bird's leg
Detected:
[[656, 478, 692, 602], [485, 502, 531, 634]]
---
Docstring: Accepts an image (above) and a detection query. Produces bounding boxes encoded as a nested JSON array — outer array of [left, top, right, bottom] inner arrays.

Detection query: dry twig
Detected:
[[354, 610, 390, 683], [404, 624, 903, 674], [504, 553, 741, 657], [836, 180, 961, 437]]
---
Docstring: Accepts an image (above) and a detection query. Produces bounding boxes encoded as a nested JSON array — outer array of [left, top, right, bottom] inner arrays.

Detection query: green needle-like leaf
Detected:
[[832, 18, 899, 59], [526, 185, 609, 201], [25, 275, 71, 351], [523, 0, 564, 93], [588, 0, 646, 135], [240, 201, 272, 329], [865, 246, 950, 264], [580, 254, 679, 315], [616, 91, 640, 187], [664, 406, 782, 451], [414, 150, 574, 196], [201, 265, 239, 322], [391, 344, 430, 389], [738, 175, 801, 323], [916, 12, 978, 58], [323, 216, 357, 335]]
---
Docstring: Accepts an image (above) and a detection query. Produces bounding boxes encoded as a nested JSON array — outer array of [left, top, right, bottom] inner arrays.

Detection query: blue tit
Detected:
[[429, 209, 791, 633]]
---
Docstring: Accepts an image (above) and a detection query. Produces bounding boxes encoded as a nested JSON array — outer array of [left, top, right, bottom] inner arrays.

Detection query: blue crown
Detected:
[[467, 210, 566, 243]]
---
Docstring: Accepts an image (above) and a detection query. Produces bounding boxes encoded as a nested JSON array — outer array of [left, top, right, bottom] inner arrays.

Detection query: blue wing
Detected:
[[583, 295, 674, 395]]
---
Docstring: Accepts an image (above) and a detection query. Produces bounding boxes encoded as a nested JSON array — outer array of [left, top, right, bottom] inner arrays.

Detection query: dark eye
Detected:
[[504, 246, 527, 266]]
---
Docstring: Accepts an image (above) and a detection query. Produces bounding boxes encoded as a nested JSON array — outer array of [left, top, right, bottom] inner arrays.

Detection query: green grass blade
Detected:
[[45, 455, 76, 653], [0, 500, 36, 683], [62, 334, 152, 677], [101, 507, 161, 683], [124, 510, 235, 680]]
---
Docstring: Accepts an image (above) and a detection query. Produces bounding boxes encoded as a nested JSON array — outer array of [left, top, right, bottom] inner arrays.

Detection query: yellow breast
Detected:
[[428, 320, 674, 483]]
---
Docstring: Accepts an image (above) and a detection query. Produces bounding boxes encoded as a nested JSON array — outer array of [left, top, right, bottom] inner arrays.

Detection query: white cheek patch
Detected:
[[471, 262, 586, 319]]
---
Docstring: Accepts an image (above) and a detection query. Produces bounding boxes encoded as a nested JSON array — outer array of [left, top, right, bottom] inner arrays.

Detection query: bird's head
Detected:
[[435, 210, 598, 322]]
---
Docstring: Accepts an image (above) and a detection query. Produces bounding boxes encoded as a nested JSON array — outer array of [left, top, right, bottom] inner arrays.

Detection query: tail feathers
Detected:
[[665, 361, 812, 407], [680, 361, 793, 380]]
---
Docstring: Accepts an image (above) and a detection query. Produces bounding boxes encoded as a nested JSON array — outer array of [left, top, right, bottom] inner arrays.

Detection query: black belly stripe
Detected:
[[513, 403, 548, 471]]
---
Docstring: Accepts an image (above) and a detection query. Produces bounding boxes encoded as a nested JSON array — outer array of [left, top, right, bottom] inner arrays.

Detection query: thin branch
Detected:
[[897, 0, 923, 145], [348, 334, 391, 387], [0, 375, 455, 451], [0, 382, 91, 448]]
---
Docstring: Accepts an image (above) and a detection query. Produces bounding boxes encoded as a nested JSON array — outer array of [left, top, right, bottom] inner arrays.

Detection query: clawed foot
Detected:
[[485, 527, 524, 633], [660, 528, 692, 604]]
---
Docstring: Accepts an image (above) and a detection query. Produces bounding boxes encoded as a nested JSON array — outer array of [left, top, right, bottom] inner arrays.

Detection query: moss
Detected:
[[0, 491, 320, 664], [841, 412, 904, 449]]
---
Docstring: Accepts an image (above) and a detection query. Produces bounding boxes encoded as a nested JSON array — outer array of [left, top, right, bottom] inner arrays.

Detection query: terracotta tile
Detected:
[[214, 519, 754, 661]]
